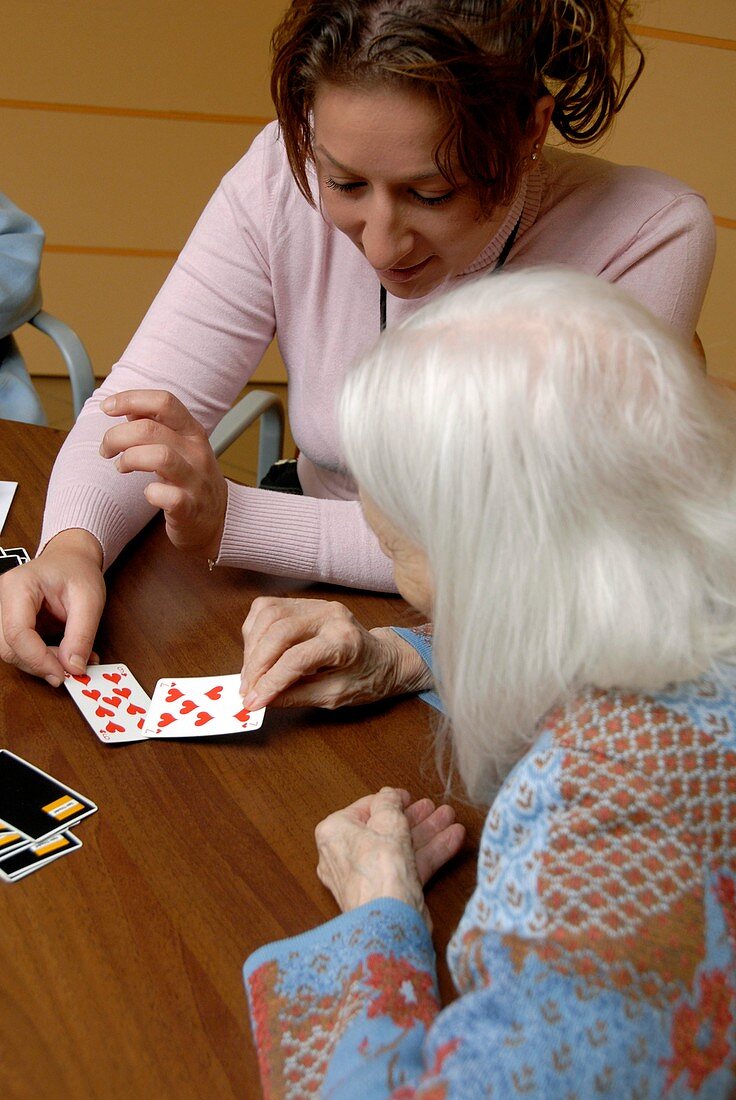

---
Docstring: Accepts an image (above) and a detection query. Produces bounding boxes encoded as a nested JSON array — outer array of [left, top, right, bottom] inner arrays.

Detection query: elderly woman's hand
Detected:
[[240, 597, 433, 709], [315, 787, 466, 929]]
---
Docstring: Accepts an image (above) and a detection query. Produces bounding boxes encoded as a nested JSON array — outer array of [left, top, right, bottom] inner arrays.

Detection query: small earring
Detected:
[[530, 143, 540, 163]]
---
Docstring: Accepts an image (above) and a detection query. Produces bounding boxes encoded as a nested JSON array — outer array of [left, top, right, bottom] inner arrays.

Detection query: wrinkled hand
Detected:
[[240, 597, 433, 709], [315, 787, 466, 929], [0, 529, 105, 685], [100, 389, 228, 559]]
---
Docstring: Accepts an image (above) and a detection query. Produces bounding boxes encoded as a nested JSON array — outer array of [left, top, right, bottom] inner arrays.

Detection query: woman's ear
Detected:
[[524, 94, 555, 164]]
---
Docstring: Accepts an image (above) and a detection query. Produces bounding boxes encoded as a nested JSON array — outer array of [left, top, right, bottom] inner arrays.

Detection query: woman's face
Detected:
[[361, 493, 433, 616], [312, 83, 510, 299]]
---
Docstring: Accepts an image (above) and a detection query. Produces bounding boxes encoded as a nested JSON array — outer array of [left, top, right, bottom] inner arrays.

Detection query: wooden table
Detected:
[[0, 420, 483, 1099]]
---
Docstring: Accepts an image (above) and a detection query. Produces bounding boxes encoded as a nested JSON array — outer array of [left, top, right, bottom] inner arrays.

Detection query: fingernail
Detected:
[[102, 396, 116, 413], [241, 690, 258, 708], [69, 654, 86, 673], [45, 674, 63, 688]]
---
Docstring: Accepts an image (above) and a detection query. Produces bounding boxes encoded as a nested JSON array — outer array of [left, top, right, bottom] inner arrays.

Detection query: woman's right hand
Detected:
[[240, 597, 433, 709], [0, 529, 106, 686]]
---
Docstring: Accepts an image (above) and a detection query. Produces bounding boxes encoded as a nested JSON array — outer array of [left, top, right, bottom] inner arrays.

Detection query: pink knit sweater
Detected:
[[40, 123, 715, 590]]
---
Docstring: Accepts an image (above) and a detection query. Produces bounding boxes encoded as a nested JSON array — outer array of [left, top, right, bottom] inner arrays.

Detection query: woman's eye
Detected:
[[412, 190, 455, 207], [324, 177, 364, 194], [323, 178, 455, 206]]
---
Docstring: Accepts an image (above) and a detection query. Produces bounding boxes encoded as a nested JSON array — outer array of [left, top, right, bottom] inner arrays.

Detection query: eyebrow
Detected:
[[315, 144, 445, 183]]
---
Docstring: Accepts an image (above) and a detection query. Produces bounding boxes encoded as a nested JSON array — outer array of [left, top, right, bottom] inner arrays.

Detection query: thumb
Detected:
[[368, 787, 411, 832], [57, 589, 104, 675]]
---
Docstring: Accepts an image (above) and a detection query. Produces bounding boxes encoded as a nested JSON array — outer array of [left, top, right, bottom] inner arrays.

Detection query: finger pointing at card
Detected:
[[99, 389, 228, 560]]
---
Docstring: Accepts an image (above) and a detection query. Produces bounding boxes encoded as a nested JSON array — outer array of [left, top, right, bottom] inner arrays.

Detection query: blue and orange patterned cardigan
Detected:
[[244, 666, 736, 1097]]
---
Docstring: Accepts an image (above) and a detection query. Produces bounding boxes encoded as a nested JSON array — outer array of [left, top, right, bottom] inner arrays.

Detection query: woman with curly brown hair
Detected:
[[0, 2, 715, 705]]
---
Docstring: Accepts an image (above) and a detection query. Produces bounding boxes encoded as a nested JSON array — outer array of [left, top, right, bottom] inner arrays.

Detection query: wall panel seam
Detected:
[[630, 24, 736, 51], [0, 98, 272, 126]]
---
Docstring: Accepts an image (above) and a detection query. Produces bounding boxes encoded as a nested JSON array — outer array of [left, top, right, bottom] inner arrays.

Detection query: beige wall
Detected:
[[3, 1, 735, 384]]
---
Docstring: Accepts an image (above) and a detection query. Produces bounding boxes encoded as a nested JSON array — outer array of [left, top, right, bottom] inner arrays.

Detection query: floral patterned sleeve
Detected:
[[243, 898, 445, 1098]]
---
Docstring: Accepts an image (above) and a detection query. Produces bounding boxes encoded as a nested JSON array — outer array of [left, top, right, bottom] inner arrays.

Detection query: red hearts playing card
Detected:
[[64, 666, 266, 745], [145, 675, 265, 739], [64, 665, 152, 744]]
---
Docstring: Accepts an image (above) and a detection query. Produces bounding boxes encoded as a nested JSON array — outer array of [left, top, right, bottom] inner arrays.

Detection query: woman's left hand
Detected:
[[99, 389, 228, 560], [315, 787, 466, 929]]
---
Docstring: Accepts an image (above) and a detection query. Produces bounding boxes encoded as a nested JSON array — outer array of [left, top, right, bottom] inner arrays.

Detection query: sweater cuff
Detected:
[[244, 896, 434, 984], [38, 484, 139, 568], [217, 480, 321, 577], [391, 626, 444, 713]]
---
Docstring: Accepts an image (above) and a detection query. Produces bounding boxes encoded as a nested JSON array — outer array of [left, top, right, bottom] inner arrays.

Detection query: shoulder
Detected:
[[539, 147, 713, 237], [217, 121, 327, 250]]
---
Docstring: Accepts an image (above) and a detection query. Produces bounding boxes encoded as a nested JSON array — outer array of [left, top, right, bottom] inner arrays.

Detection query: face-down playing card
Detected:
[[0, 830, 82, 882], [0, 547, 30, 574], [145, 674, 265, 738], [64, 664, 151, 744], [0, 750, 97, 844]]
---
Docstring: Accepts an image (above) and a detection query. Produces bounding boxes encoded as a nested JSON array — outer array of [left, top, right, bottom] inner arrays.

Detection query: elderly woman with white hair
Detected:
[[243, 270, 736, 1097]]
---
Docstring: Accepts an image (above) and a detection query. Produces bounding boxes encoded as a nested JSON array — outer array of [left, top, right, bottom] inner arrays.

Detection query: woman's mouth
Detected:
[[376, 256, 433, 284]]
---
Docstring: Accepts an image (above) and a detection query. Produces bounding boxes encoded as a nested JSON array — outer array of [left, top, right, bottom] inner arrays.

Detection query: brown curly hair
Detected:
[[270, 1, 644, 214]]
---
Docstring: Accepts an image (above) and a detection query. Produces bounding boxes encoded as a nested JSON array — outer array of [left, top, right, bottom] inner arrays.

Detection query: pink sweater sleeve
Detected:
[[39, 129, 395, 591]]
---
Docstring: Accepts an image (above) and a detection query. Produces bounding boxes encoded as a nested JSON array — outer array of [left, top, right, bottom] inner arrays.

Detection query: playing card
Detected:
[[64, 664, 151, 744], [0, 830, 82, 882], [0, 750, 97, 843], [145, 674, 265, 739], [0, 820, 32, 858], [0, 554, 25, 575], [0, 482, 17, 536], [0, 546, 30, 562]]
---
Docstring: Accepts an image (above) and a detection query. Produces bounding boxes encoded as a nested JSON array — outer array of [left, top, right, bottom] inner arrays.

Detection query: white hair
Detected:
[[339, 268, 736, 803]]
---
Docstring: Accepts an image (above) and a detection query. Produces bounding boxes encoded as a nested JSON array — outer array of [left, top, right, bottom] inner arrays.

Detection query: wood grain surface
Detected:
[[0, 420, 484, 1100]]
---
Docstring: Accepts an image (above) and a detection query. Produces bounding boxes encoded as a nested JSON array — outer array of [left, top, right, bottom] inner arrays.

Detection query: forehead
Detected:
[[313, 82, 448, 180]]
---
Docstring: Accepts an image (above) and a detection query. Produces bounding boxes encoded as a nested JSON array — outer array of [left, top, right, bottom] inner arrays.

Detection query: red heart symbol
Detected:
[[234, 708, 251, 724], [127, 703, 146, 715], [205, 686, 223, 701], [72, 674, 91, 685], [103, 694, 122, 709], [166, 687, 184, 702], [82, 688, 101, 701], [179, 700, 196, 714], [137, 718, 144, 730], [113, 687, 131, 699], [158, 713, 176, 728], [105, 721, 125, 734], [103, 672, 122, 684], [194, 711, 213, 726], [96, 706, 114, 718]]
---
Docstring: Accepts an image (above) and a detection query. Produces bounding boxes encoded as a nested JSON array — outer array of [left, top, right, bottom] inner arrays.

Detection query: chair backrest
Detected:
[[0, 310, 96, 425], [29, 309, 96, 419]]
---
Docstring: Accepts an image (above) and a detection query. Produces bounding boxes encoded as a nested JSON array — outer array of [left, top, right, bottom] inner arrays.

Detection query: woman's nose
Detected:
[[360, 199, 414, 270]]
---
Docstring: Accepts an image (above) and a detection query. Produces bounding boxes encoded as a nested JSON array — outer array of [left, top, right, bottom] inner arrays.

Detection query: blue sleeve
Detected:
[[391, 626, 444, 713], [0, 193, 44, 338], [244, 898, 440, 1098]]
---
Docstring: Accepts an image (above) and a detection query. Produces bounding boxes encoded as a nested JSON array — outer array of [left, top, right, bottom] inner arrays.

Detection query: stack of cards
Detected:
[[0, 545, 30, 575], [0, 750, 97, 883], [64, 665, 265, 745]]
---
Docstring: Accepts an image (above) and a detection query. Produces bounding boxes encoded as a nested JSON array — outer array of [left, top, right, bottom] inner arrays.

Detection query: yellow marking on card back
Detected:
[[35, 836, 69, 857], [43, 796, 83, 819]]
